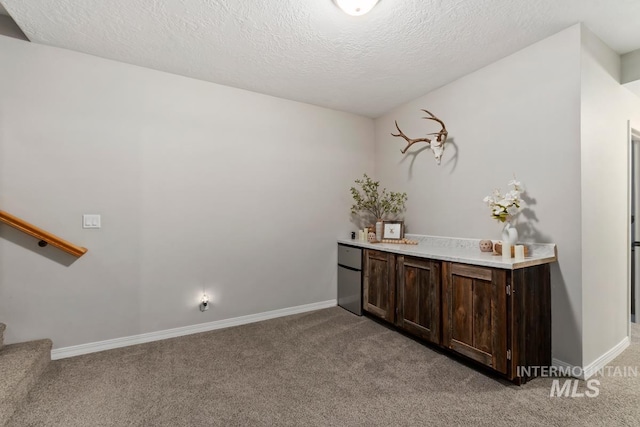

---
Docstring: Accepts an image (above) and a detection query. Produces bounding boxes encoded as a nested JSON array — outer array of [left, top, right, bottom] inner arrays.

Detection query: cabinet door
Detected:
[[396, 256, 441, 344], [442, 263, 508, 374], [363, 249, 395, 322]]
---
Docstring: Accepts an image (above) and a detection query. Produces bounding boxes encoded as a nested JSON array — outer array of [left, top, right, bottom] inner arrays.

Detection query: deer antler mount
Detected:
[[391, 109, 448, 165]]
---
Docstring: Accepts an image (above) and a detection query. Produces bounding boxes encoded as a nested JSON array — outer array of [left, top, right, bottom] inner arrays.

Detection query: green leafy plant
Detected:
[[350, 174, 407, 221]]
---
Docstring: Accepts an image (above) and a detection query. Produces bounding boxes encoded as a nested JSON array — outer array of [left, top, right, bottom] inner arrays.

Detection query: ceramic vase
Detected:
[[501, 221, 518, 246], [375, 219, 383, 242]]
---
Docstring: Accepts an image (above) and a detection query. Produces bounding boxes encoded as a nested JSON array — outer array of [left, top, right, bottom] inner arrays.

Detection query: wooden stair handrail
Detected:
[[0, 210, 88, 257]]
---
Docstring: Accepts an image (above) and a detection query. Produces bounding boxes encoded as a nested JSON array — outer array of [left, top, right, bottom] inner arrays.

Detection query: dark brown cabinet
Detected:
[[363, 250, 395, 322], [360, 248, 551, 384], [442, 263, 507, 374], [362, 251, 442, 344], [509, 265, 552, 382], [396, 255, 441, 345]]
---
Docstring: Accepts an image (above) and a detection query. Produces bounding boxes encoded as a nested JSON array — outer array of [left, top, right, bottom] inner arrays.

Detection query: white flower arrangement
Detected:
[[483, 178, 523, 223]]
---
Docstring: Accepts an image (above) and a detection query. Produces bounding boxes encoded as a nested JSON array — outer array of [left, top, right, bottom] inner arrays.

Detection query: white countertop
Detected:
[[337, 234, 557, 270]]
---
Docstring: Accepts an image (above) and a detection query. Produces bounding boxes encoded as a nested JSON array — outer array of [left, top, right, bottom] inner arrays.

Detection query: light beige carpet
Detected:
[[8, 308, 640, 426]]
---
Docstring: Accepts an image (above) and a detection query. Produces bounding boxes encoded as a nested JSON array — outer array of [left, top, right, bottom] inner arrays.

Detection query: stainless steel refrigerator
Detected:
[[337, 244, 363, 316]]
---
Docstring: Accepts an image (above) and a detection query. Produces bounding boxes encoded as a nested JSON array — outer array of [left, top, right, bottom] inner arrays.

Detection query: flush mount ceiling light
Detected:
[[334, 0, 380, 16]]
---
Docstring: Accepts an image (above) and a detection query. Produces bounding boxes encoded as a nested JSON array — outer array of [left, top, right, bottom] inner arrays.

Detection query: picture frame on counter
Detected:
[[382, 220, 404, 240]]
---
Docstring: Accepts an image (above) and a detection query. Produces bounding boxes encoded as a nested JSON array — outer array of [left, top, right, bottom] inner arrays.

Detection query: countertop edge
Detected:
[[337, 237, 557, 270]]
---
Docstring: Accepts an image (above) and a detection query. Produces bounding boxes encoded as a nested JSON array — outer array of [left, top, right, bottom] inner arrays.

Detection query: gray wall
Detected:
[[374, 26, 584, 366], [0, 36, 375, 348], [580, 26, 640, 366], [622, 49, 640, 84], [0, 14, 27, 41], [2, 24, 638, 368], [622, 49, 640, 101]]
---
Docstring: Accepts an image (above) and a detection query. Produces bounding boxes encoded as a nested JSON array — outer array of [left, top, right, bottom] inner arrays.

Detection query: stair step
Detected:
[[0, 339, 52, 426], [0, 323, 5, 350]]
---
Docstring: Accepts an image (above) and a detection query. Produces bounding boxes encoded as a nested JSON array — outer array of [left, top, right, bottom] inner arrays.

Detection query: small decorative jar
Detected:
[[479, 240, 493, 252]]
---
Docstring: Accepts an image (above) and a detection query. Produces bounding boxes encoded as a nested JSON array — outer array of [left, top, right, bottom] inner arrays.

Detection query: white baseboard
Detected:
[[51, 299, 337, 360], [551, 358, 582, 379], [553, 336, 631, 380], [582, 336, 630, 379]]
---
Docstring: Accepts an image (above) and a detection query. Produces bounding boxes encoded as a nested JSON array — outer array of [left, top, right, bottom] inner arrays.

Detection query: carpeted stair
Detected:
[[0, 323, 52, 426]]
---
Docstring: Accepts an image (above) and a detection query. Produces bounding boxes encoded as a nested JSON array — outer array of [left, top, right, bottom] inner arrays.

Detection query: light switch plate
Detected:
[[83, 214, 101, 229]]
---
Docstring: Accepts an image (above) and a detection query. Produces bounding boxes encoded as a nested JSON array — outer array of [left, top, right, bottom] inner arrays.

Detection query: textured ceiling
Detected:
[[2, 0, 640, 117]]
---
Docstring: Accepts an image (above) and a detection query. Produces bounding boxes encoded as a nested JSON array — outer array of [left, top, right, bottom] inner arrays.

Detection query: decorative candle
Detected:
[[514, 245, 525, 260], [502, 243, 512, 260], [358, 230, 365, 241]]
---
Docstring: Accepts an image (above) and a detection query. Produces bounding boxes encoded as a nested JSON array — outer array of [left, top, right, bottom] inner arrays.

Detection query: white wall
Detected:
[[580, 26, 640, 366], [0, 36, 374, 348], [374, 26, 584, 366]]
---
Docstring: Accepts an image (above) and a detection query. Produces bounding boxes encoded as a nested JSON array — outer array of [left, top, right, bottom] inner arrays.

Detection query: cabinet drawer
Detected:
[[450, 263, 492, 281]]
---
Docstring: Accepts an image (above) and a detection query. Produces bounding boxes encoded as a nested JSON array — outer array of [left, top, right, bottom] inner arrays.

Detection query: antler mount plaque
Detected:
[[391, 109, 449, 165]]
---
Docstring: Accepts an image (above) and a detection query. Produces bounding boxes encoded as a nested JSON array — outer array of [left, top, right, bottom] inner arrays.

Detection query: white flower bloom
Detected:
[[506, 191, 521, 203], [485, 178, 525, 222]]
